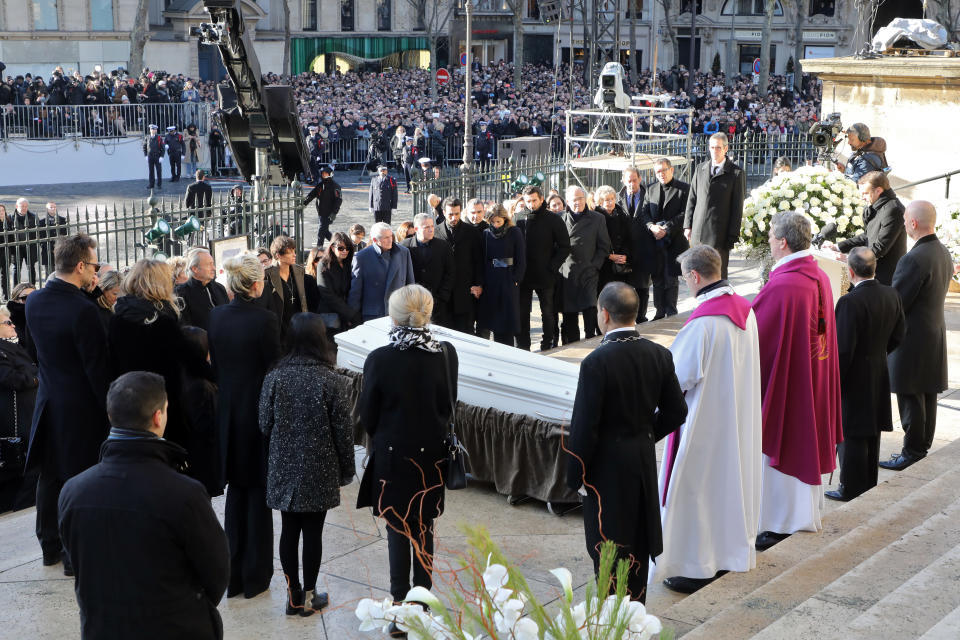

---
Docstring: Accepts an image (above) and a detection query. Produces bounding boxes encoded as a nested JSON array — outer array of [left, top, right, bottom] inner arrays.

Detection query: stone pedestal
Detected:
[[800, 56, 960, 206]]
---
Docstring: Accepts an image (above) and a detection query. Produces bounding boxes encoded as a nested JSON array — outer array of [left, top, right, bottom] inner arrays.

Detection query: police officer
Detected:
[[475, 121, 495, 170], [368, 165, 398, 225], [306, 125, 324, 183], [143, 124, 165, 189], [164, 125, 184, 183], [302, 165, 342, 247], [208, 126, 225, 177]]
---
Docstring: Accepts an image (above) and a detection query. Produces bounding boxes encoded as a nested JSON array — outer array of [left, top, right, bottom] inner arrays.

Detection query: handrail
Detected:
[[897, 169, 960, 200]]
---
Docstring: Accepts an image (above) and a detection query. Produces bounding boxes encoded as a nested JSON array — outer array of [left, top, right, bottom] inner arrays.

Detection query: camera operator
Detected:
[[839, 123, 888, 183]]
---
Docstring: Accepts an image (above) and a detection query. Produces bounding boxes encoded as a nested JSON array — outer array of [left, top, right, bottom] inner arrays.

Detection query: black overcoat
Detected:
[[683, 158, 746, 251], [356, 343, 458, 528], [559, 209, 611, 312], [401, 236, 455, 311], [597, 204, 633, 286], [0, 340, 38, 468], [25, 278, 110, 479], [565, 331, 687, 566], [516, 202, 571, 290], [317, 259, 357, 326], [175, 278, 230, 331], [621, 186, 655, 274], [888, 235, 954, 394], [643, 178, 691, 276], [477, 226, 527, 335], [835, 280, 905, 438], [58, 436, 229, 640], [837, 189, 907, 286], [208, 297, 281, 489], [434, 220, 484, 314], [260, 264, 309, 340]]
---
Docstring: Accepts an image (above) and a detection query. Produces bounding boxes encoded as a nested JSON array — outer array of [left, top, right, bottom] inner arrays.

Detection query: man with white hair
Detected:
[[559, 185, 611, 343], [39, 202, 67, 275], [349, 222, 415, 322], [175, 248, 229, 331], [400, 213, 454, 324]]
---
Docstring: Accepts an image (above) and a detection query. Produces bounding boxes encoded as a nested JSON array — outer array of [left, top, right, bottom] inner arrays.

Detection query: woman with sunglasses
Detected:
[[316, 232, 358, 333], [6, 283, 37, 363]]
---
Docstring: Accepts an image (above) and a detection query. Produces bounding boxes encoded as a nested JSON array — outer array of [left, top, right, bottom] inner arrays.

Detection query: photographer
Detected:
[[839, 123, 888, 183]]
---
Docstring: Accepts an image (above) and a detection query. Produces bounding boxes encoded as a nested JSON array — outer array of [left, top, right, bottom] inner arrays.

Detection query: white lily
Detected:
[[493, 597, 526, 633], [404, 586, 443, 611], [482, 562, 513, 604], [549, 567, 574, 604], [513, 617, 539, 640]]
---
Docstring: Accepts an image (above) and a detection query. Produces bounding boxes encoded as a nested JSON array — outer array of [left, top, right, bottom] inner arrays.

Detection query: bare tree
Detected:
[[502, 0, 525, 91], [659, 0, 681, 70], [628, 0, 638, 78], [406, 0, 457, 99], [282, 0, 291, 74], [790, 0, 807, 93], [758, 0, 776, 95], [129, 0, 151, 75]]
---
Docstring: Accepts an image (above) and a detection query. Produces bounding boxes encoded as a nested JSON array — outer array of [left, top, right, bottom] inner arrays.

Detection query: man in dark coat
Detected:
[[303, 165, 342, 247], [401, 213, 455, 324], [176, 248, 229, 331], [25, 233, 110, 572], [566, 282, 687, 602], [559, 186, 611, 344], [433, 197, 484, 333], [184, 170, 214, 218], [881, 201, 954, 471], [11, 198, 40, 285], [826, 171, 906, 286], [143, 124, 165, 189], [642, 158, 690, 319], [368, 165, 399, 224], [515, 186, 571, 350], [164, 125, 184, 182], [620, 167, 652, 322], [38, 201, 68, 275], [828, 248, 904, 501], [683, 132, 746, 279], [208, 126, 225, 177], [58, 372, 229, 640]]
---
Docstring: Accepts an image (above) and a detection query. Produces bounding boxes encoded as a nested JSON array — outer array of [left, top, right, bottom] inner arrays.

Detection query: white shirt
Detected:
[[605, 326, 635, 337], [853, 277, 874, 288]]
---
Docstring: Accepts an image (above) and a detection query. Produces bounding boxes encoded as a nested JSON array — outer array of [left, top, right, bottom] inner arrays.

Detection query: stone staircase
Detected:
[[658, 437, 960, 639]]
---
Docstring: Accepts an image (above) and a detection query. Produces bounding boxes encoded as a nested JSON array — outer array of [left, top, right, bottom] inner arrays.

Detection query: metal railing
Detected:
[[0, 103, 212, 140], [0, 186, 303, 297], [897, 169, 959, 200]]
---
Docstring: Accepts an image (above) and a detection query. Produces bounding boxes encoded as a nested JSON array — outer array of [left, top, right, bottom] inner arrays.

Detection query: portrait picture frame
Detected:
[[209, 235, 250, 279]]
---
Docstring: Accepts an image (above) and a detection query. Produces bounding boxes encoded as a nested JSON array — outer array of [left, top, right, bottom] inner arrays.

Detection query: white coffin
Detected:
[[335, 317, 581, 423], [812, 249, 850, 307]]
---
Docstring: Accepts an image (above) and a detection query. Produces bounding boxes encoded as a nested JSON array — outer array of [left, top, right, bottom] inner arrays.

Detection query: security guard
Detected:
[[302, 164, 342, 247], [143, 124, 165, 189], [305, 125, 324, 183], [164, 125, 184, 182]]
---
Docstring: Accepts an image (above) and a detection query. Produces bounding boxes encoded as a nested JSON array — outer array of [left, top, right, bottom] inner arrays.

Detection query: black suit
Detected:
[[837, 189, 907, 286], [24, 278, 110, 561], [38, 213, 68, 274], [683, 158, 746, 279], [401, 236, 455, 323], [184, 180, 214, 217], [208, 297, 281, 598], [642, 178, 690, 318], [621, 187, 653, 321], [175, 277, 229, 331], [515, 202, 571, 350], [835, 279, 905, 496], [12, 211, 40, 285], [565, 330, 687, 602], [888, 234, 954, 459], [433, 220, 483, 332]]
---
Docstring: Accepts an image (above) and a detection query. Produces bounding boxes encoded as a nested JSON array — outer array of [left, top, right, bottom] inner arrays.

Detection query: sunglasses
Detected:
[[15, 295, 29, 301], [82, 261, 102, 273], [335, 245, 349, 252]]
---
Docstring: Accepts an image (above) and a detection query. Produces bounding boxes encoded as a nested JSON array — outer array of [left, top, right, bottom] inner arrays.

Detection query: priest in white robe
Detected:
[[651, 245, 763, 593]]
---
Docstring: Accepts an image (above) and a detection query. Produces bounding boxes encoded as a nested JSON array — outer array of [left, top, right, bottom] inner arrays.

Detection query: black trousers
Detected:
[[652, 257, 680, 319], [632, 271, 652, 322], [717, 248, 730, 280], [169, 155, 182, 181], [387, 520, 434, 603], [279, 510, 327, 592], [449, 309, 475, 335], [35, 446, 64, 560], [493, 331, 514, 346], [561, 307, 599, 345], [210, 146, 225, 176], [838, 434, 881, 498], [898, 392, 940, 459], [225, 485, 275, 598], [373, 210, 392, 224], [582, 493, 649, 604], [148, 155, 163, 187], [517, 285, 557, 351], [316, 215, 332, 246]]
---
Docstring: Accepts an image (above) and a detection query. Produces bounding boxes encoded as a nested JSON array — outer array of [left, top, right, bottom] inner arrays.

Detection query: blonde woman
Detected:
[[167, 256, 189, 286], [95, 269, 123, 333], [208, 253, 281, 599]]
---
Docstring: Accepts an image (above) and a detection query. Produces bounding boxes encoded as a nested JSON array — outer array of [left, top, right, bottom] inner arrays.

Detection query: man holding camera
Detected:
[[839, 123, 888, 183]]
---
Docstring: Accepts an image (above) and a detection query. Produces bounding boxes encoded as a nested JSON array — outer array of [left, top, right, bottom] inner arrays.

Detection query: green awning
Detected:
[[291, 37, 430, 74]]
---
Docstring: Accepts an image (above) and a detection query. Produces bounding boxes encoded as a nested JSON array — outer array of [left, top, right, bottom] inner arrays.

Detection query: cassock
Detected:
[[651, 282, 763, 581], [752, 249, 842, 535]]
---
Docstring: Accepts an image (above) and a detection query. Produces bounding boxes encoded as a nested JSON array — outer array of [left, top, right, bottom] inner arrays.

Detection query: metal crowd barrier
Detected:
[[0, 103, 212, 140]]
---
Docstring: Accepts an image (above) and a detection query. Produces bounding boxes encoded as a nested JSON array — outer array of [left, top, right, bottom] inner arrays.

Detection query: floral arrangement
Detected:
[[936, 201, 960, 282], [355, 527, 667, 640], [739, 165, 864, 251]]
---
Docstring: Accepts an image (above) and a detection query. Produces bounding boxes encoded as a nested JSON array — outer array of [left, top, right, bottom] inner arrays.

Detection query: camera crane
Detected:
[[195, 0, 309, 201]]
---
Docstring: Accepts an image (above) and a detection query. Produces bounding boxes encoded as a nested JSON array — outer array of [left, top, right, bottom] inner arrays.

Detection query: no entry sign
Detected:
[[436, 68, 451, 85]]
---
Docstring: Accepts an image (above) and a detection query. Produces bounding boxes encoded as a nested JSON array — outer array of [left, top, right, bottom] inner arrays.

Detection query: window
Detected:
[[680, 0, 702, 14], [90, 0, 114, 30], [32, 0, 58, 29], [303, 0, 317, 30], [527, 0, 540, 20], [341, 0, 354, 31], [720, 0, 783, 16], [377, 0, 391, 30], [624, 0, 642, 19], [809, 0, 834, 16]]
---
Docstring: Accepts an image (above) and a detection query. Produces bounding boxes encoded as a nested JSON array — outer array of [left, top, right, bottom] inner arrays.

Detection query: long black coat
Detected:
[[58, 436, 229, 640], [0, 340, 38, 466], [25, 278, 110, 480], [565, 331, 687, 569], [516, 201, 571, 290], [12, 211, 39, 262], [176, 278, 229, 332], [180, 358, 220, 498], [683, 158, 746, 252], [208, 297, 281, 489], [38, 213, 68, 267], [317, 259, 357, 326], [559, 209, 611, 312], [888, 234, 954, 394], [434, 220, 484, 314], [401, 236, 455, 311], [477, 226, 527, 335], [621, 186, 655, 274], [597, 204, 633, 286], [356, 343, 457, 527], [837, 189, 907, 286], [836, 280, 905, 438], [6, 300, 37, 363], [642, 178, 691, 277], [260, 264, 309, 341]]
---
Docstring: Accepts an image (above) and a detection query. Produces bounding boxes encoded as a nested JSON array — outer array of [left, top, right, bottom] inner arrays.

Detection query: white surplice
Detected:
[[650, 286, 764, 582]]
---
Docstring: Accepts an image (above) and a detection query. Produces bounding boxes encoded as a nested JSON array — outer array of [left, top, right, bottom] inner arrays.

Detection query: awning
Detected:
[[291, 36, 431, 74]]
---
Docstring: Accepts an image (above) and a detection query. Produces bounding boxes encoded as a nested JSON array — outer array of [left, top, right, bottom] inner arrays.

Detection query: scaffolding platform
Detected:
[[568, 153, 690, 173]]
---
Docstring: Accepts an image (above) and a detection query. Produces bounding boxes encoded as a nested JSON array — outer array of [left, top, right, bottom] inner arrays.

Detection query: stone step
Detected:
[[750, 494, 960, 639], [658, 437, 960, 638], [917, 604, 960, 640]]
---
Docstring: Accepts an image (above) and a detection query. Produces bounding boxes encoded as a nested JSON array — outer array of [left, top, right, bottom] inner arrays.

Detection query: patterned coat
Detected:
[[259, 356, 355, 512]]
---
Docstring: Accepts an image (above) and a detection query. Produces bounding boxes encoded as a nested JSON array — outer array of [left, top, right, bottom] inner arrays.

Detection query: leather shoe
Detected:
[[756, 531, 790, 551], [42, 551, 61, 566], [387, 621, 407, 638], [663, 571, 727, 594], [879, 453, 921, 471], [825, 488, 853, 502]]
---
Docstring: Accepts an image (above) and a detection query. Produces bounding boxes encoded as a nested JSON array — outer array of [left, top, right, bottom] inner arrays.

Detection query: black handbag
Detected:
[[440, 343, 467, 490], [0, 389, 25, 471]]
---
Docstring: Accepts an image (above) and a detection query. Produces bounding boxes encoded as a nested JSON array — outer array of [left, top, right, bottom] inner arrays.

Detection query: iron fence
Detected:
[[0, 103, 212, 140], [0, 186, 303, 298]]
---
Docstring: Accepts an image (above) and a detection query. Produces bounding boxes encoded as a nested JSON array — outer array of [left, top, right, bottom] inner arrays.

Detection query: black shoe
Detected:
[[63, 559, 74, 577], [879, 453, 922, 471], [652, 315, 666, 321], [663, 571, 727, 594], [387, 621, 407, 638], [301, 590, 329, 617], [42, 551, 61, 566], [226, 582, 243, 598], [285, 584, 304, 616], [825, 487, 854, 502], [756, 531, 790, 551]]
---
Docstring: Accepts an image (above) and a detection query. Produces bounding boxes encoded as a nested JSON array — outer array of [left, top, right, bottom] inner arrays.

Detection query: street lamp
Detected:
[[461, 0, 475, 176]]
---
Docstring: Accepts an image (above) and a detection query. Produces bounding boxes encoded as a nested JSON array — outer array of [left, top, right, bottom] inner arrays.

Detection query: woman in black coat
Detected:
[[317, 232, 358, 331], [356, 284, 458, 617], [259, 313, 354, 616], [594, 185, 633, 290], [95, 269, 122, 335], [0, 304, 39, 511], [477, 204, 526, 345], [208, 253, 281, 599], [6, 283, 37, 363], [180, 326, 220, 499]]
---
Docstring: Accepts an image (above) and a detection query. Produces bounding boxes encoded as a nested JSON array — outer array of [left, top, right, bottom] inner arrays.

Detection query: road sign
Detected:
[[753, 58, 761, 74], [460, 52, 468, 66], [436, 68, 450, 85]]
